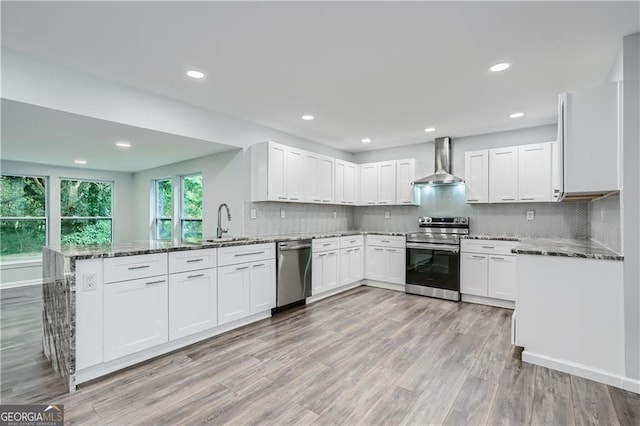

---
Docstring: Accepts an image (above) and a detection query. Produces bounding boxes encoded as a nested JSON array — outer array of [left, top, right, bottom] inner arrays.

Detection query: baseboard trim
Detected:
[[522, 350, 637, 393], [307, 282, 363, 304], [1, 279, 42, 290], [363, 280, 404, 292], [461, 294, 515, 309]]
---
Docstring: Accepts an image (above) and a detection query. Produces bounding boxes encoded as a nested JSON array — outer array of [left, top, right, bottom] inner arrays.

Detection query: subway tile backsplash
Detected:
[[243, 202, 354, 236], [589, 192, 621, 253]]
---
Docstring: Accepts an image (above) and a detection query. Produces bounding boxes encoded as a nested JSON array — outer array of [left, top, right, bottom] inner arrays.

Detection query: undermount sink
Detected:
[[204, 236, 251, 243]]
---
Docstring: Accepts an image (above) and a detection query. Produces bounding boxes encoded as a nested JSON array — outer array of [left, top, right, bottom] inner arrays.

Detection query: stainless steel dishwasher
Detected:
[[275, 240, 312, 312]]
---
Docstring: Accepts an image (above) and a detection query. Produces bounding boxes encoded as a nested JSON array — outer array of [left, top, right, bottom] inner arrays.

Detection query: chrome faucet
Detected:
[[217, 203, 231, 238]]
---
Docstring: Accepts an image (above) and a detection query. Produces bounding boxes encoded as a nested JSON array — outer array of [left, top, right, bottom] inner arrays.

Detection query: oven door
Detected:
[[405, 242, 460, 291]]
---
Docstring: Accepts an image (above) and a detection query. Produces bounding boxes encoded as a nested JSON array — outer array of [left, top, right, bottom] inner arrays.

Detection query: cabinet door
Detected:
[[169, 269, 217, 341], [360, 163, 379, 205], [350, 247, 364, 282], [324, 251, 340, 289], [340, 249, 351, 286], [104, 277, 168, 361], [344, 162, 357, 204], [335, 160, 346, 204], [304, 153, 321, 203], [460, 253, 488, 296], [317, 156, 334, 203], [465, 150, 489, 203], [268, 143, 287, 201], [489, 147, 519, 202], [287, 148, 305, 202], [396, 159, 416, 205], [518, 143, 552, 202], [312, 252, 325, 295], [366, 245, 386, 280], [488, 255, 516, 301], [385, 247, 405, 285], [378, 161, 397, 204], [217, 264, 251, 325], [249, 259, 276, 314]]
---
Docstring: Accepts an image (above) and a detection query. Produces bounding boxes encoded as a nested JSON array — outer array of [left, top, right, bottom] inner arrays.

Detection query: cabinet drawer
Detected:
[[340, 235, 364, 249], [366, 234, 406, 248], [461, 239, 518, 256], [104, 253, 168, 284], [169, 248, 217, 274], [218, 243, 275, 267], [313, 237, 340, 252]]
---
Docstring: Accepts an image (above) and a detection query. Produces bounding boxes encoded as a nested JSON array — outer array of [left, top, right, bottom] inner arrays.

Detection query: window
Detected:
[[60, 179, 113, 245], [180, 174, 202, 242], [154, 179, 172, 240], [0, 175, 47, 259]]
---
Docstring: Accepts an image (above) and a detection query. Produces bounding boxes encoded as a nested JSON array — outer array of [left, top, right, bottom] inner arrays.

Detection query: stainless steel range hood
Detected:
[[413, 137, 464, 185]]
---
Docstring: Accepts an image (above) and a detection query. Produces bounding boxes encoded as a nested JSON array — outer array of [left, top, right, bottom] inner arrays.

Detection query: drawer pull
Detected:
[[322, 199, 331, 202], [481, 246, 495, 249], [374, 248, 384, 251], [290, 197, 299, 200], [253, 263, 265, 268], [319, 253, 327, 257], [146, 279, 165, 285], [128, 265, 151, 270], [234, 251, 265, 257], [471, 255, 485, 260], [323, 243, 332, 246], [500, 198, 515, 201], [346, 249, 353, 253], [387, 249, 397, 252], [313, 199, 321, 202], [381, 240, 390, 243], [235, 266, 249, 271], [278, 197, 288, 200], [186, 258, 204, 263], [491, 256, 505, 261], [467, 198, 479, 202], [187, 273, 205, 279], [520, 197, 535, 201]]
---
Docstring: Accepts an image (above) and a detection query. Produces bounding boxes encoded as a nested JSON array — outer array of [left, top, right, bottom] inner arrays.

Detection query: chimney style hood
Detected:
[[413, 137, 464, 185]]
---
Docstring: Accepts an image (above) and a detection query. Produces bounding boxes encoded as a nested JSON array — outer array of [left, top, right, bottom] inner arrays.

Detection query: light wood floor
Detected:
[[1, 284, 639, 425]]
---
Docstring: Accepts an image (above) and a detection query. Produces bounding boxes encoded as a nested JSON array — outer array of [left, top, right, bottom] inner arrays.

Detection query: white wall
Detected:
[[352, 124, 557, 180], [0, 160, 135, 286]]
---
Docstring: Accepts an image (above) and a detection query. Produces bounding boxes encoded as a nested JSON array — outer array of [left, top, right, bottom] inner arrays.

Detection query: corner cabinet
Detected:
[[251, 141, 304, 202]]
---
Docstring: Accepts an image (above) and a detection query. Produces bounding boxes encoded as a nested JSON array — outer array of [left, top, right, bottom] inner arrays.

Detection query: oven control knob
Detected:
[[425, 217, 432, 224], [460, 218, 468, 224], [453, 218, 459, 223]]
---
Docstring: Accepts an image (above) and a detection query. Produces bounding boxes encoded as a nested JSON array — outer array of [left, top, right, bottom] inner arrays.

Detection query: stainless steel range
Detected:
[[405, 217, 469, 301]]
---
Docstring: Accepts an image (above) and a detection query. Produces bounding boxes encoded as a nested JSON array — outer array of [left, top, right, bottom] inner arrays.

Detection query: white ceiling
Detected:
[[1, 1, 639, 158], [1, 100, 237, 172]]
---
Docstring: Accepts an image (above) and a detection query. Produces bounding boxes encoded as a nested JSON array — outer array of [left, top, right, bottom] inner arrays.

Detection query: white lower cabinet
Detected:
[[168, 269, 217, 341], [312, 250, 340, 295], [340, 247, 364, 285], [104, 276, 169, 362], [364, 235, 406, 285], [460, 240, 517, 304], [217, 263, 252, 325], [249, 259, 276, 314], [365, 246, 386, 281]]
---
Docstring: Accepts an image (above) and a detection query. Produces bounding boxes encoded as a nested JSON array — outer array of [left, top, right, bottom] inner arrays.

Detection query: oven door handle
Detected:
[[406, 243, 459, 253]]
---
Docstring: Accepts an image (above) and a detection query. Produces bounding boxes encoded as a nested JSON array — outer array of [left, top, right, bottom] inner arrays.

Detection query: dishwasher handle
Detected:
[[279, 243, 312, 251]]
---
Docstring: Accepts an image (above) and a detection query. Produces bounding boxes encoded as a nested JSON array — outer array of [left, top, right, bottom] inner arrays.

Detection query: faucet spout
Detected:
[[217, 203, 231, 238]]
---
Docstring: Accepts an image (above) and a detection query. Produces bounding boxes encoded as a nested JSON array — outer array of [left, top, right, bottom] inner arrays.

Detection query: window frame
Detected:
[[153, 178, 173, 241], [0, 174, 49, 261], [59, 178, 114, 246], [179, 173, 203, 242]]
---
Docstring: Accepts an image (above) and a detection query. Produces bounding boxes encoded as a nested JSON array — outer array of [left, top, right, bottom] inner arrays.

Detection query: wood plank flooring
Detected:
[[2, 284, 639, 425]]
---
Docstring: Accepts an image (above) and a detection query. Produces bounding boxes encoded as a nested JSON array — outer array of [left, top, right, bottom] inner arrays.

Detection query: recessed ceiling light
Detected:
[[424, 127, 436, 133], [186, 70, 205, 79], [301, 115, 314, 121], [74, 159, 87, 165], [490, 62, 511, 72], [509, 112, 525, 118], [361, 138, 371, 144], [115, 141, 131, 148]]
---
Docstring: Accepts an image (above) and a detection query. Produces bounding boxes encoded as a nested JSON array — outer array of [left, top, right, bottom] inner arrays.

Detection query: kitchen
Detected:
[[1, 1, 639, 425]]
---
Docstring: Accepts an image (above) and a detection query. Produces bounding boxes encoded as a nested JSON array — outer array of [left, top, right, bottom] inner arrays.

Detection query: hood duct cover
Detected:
[[413, 137, 464, 185]]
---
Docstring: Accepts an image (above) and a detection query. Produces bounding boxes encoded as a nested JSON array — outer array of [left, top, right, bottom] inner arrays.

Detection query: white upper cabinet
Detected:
[[251, 142, 306, 202], [286, 147, 305, 202], [360, 163, 379, 205], [267, 142, 287, 201], [377, 161, 397, 204], [317, 156, 334, 203], [518, 142, 552, 202], [561, 82, 621, 195], [396, 159, 416, 205], [464, 150, 489, 203], [489, 147, 519, 203], [335, 160, 357, 205]]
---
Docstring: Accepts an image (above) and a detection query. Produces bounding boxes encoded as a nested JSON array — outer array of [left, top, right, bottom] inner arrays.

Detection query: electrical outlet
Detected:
[[84, 273, 97, 291], [250, 208, 257, 219], [280, 209, 286, 219], [526, 210, 535, 221], [384, 211, 390, 219], [333, 211, 337, 219]]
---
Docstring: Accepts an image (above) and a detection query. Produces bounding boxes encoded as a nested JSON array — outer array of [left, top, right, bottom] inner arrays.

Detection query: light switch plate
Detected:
[[526, 210, 535, 221], [250, 208, 257, 219], [384, 211, 390, 219], [280, 209, 286, 219], [83, 273, 97, 291]]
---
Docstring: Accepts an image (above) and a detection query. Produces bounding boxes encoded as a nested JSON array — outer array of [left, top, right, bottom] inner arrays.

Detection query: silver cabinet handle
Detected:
[[381, 240, 390, 243], [278, 197, 288, 200], [467, 198, 479, 202], [323, 243, 331, 246], [186, 258, 204, 263], [520, 197, 535, 201], [481, 246, 495, 249], [322, 199, 330, 202], [290, 197, 299, 200], [235, 266, 249, 271], [253, 263, 265, 268], [471, 255, 486, 260], [387, 249, 397, 252], [319, 253, 327, 257], [234, 251, 265, 257], [346, 249, 353, 253], [187, 273, 205, 279], [367, 202, 376, 204], [313, 199, 321, 202], [128, 265, 150, 270], [500, 197, 516, 201], [374, 248, 384, 251], [491, 256, 505, 261], [146, 279, 165, 285]]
